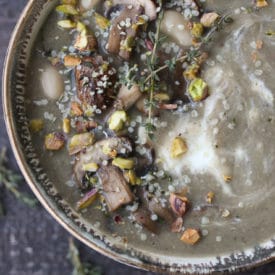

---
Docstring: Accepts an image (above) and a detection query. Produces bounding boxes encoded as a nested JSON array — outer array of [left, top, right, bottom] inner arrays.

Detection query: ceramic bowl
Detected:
[[3, 0, 275, 274]]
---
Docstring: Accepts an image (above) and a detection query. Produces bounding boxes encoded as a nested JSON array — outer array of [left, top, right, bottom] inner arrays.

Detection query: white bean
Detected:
[[41, 66, 64, 100], [160, 11, 193, 47], [80, 0, 100, 10]]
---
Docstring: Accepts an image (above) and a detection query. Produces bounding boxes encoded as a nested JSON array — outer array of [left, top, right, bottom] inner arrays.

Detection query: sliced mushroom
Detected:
[[74, 137, 132, 184], [98, 165, 134, 211], [115, 84, 142, 110], [148, 198, 174, 224], [160, 10, 193, 48], [133, 208, 158, 233], [111, 0, 157, 20], [75, 55, 117, 109], [106, 5, 143, 60]]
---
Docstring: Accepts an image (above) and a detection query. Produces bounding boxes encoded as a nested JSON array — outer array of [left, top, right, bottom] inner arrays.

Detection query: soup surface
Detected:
[[26, 0, 275, 257]]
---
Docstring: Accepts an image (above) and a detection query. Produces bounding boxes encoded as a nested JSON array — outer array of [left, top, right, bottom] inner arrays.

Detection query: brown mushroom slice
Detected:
[[133, 208, 158, 233], [116, 84, 142, 110], [74, 137, 133, 184], [107, 5, 143, 60], [75, 55, 117, 109], [98, 165, 134, 211], [112, 0, 157, 20], [148, 198, 174, 224]]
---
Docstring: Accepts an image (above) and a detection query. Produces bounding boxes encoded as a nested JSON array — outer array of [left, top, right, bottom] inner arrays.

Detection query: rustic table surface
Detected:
[[0, 1, 275, 274]]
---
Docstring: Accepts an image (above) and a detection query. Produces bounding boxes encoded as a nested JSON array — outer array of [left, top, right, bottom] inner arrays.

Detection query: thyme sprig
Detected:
[[0, 147, 38, 215], [145, 10, 165, 138], [144, 13, 233, 85], [69, 238, 102, 275]]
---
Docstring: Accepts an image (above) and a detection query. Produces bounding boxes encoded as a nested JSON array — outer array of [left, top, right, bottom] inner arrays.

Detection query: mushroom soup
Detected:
[[26, 0, 275, 255]]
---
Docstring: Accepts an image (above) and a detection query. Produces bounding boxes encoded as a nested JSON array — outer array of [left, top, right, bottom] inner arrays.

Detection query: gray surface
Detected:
[[0, 0, 275, 274]]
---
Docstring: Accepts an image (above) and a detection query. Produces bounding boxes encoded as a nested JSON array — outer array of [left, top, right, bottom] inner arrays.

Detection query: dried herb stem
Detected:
[[0, 147, 38, 211]]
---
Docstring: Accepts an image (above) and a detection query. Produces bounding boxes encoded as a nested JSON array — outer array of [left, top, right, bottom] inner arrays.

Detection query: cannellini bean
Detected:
[[80, 0, 100, 10], [160, 11, 193, 47], [41, 66, 64, 100]]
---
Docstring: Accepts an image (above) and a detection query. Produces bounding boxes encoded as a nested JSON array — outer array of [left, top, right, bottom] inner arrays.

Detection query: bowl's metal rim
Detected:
[[2, 0, 275, 274]]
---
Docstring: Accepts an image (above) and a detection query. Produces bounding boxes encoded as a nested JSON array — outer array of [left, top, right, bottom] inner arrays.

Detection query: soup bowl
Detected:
[[3, 0, 275, 274]]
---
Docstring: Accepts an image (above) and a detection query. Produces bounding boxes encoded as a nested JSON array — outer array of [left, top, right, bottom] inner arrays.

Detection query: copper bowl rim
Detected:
[[2, 1, 275, 274]]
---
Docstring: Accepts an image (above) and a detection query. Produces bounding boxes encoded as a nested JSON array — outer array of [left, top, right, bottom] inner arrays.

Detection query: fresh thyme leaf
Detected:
[[69, 238, 103, 275], [0, 147, 38, 209]]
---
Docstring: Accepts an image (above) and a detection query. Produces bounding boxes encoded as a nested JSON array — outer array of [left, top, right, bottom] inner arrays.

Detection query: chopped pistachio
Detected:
[[154, 93, 170, 102], [29, 119, 44, 133], [68, 133, 95, 155], [112, 158, 134, 170], [71, 101, 83, 116], [82, 162, 99, 172], [63, 118, 71, 134], [256, 0, 268, 8], [45, 132, 65, 151], [94, 13, 110, 29], [76, 21, 87, 32], [108, 110, 128, 131], [76, 189, 98, 210], [57, 20, 76, 29], [184, 64, 200, 80], [56, 4, 78, 15], [74, 31, 97, 52], [180, 228, 201, 245], [124, 170, 141, 185], [120, 36, 135, 53], [170, 137, 188, 158], [188, 78, 208, 102], [221, 209, 231, 218], [64, 55, 81, 67], [74, 31, 88, 50], [200, 12, 220, 27], [206, 191, 215, 204], [223, 175, 232, 182], [61, 0, 77, 5], [191, 23, 204, 38]]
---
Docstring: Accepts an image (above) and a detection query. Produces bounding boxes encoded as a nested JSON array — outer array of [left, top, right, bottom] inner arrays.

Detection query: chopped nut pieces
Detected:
[[29, 119, 44, 133], [170, 137, 188, 158], [206, 191, 215, 204], [56, 4, 78, 15], [71, 102, 83, 116], [191, 23, 204, 38], [57, 19, 76, 29], [76, 188, 98, 210], [63, 118, 71, 134], [112, 157, 135, 170], [223, 175, 232, 182], [45, 132, 65, 150], [94, 13, 110, 29], [68, 132, 95, 155], [188, 78, 209, 102], [200, 12, 220, 27], [64, 55, 81, 67], [180, 228, 201, 245], [108, 110, 128, 132], [82, 162, 99, 172], [169, 193, 188, 217], [256, 0, 268, 8]]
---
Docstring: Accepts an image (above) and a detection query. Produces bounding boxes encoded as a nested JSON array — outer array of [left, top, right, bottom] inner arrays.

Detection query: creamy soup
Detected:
[[26, 0, 275, 257]]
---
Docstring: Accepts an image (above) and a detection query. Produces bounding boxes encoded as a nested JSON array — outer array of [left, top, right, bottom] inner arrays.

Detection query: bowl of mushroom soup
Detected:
[[3, 0, 275, 273]]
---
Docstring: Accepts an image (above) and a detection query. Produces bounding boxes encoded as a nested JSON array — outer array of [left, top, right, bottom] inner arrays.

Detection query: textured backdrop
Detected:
[[0, 1, 275, 274]]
